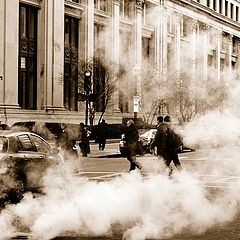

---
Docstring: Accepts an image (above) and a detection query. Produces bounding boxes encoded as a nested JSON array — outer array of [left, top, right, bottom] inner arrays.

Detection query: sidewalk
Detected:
[[83, 139, 121, 158]]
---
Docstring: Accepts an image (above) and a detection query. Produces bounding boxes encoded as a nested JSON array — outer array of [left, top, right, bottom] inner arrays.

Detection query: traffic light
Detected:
[[84, 70, 92, 93]]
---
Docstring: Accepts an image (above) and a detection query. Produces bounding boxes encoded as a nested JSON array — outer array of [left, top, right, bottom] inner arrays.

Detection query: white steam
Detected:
[[1, 164, 240, 240]]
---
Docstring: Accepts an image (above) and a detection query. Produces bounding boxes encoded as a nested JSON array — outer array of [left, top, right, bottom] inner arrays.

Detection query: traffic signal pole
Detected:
[[84, 70, 92, 126], [85, 98, 89, 126]]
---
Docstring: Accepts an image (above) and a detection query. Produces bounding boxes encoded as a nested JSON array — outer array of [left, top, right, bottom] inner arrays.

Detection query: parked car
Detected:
[[119, 134, 143, 157], [0, 130, 64, 204], [119, 129, 157, 157], [139, 129, 157, 154]]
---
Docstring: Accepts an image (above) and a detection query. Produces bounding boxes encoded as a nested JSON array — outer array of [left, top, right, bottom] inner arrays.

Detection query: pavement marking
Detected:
[[74, 171, 240, 189]]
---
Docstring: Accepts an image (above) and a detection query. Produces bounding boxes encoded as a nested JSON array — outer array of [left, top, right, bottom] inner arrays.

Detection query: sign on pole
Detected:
[[133, 96, 140, 113]]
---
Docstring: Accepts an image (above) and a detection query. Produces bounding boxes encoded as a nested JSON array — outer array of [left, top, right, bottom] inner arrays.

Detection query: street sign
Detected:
[[133, 65, 140, 75], [133, 96, 140, 112]]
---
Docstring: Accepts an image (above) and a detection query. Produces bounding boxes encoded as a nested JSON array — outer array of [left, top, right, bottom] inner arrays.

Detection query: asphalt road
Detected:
[[5, 141, 240, 239]]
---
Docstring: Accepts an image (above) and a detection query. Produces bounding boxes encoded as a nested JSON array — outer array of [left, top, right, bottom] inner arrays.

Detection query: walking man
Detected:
[[79, 122, 90, 157], [151, 116, 182, 176], [124, 119, 142, 172], [58, 123, 77, 160], [97, 119, 108, 151]]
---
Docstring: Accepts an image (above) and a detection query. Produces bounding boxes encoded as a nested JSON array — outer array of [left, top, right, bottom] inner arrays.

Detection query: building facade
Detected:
[[0, 0, 240, 126]]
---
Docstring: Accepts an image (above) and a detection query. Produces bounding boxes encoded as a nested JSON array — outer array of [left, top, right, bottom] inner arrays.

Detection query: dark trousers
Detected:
[[165, 150, 182, 170], [79, 142, 89, 157], [126, 153, 142, 171], [98, 139, 106, 151], [158, 149, 182, 174]]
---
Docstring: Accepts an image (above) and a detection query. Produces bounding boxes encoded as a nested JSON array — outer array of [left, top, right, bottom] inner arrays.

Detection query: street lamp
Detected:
[[133, 65, 141, 120], [84, 70, 92, 126]]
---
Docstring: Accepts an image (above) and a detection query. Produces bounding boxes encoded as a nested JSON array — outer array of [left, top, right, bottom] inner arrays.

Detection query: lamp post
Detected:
[[84, 70, 92, 126], [133, 65, 141, 120]]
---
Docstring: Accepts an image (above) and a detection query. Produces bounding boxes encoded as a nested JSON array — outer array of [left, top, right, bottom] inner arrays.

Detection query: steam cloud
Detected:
[[1, 164, 240, 240]]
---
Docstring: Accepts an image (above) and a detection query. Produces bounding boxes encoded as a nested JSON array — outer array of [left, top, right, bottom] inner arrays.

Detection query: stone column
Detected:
[[221, 0, 225, 15], [112, 0, 120, 112], [135, 0, 143, 100], [227, 1, 231, 18], [175, 14, 181, 114], [0, 0, 19, 119], [162, 10, 168, 81], [200, 0, 207, 6], [233, 5, 236, 21], [209, 0, 213, 9], [237, 43, 240, 79], [42, 0, 65, 111], [216, 31, 222, 81], [202, 24, 209, 83], [227, 34, 233, 83], [155, 6, 161, 80], [216, 0, 220, 13], [191, 20, 198, 86], [175, 14, 181, 81], [86, 0, 94, 60]]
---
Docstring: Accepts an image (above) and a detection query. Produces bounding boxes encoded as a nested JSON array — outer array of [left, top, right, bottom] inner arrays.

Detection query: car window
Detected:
[[30, 135, 51, 153], [17, 134, 36, 152], [0, 137, 8, 153]]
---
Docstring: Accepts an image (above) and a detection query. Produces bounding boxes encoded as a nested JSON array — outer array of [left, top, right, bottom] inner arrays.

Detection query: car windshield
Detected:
[[0, 136, 8, 153], [140, 129, 157, 139]]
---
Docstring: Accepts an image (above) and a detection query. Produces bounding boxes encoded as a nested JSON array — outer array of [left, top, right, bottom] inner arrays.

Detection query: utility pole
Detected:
[[84, 70, 92, 126]]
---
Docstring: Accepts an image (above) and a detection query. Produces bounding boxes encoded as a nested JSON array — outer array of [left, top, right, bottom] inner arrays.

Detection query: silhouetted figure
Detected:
[[58, 123, 77, 160], [97, 119, 108, 151], [79, 123, 90, 157], [151, 116, 182, 176], [124, 119, 142, 171]]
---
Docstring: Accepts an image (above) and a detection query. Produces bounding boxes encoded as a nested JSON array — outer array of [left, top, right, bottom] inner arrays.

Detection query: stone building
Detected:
[[0, 0, 240, 126]]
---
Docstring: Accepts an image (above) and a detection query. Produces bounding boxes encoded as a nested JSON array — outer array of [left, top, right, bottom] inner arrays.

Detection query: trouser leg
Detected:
[[171, 151, 182, 171]]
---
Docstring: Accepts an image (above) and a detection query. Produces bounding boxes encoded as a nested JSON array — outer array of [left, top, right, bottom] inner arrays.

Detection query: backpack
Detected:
[[166, 127, 183, 149]]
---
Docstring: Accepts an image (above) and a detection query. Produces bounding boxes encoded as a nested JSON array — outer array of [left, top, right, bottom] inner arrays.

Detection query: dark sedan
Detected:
[[0, 131, 64, 204]]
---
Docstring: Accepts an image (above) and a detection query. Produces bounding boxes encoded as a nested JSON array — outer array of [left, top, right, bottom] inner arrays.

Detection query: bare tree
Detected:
[[78, 57, 125, 125], [140, 57, 229, 124]]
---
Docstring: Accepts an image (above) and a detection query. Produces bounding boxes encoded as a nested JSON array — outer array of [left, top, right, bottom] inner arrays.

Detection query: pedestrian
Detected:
[[164, 116, 182, 172], [79, 122, 90, 157], [124, 119, 142, 172], [97, 119, 108, 151], [151, 116, 182, 176], [58, 123, 77, 159]]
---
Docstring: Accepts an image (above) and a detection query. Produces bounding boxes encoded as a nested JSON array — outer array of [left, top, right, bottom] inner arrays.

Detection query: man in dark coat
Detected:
[[79, 122, 90, 157], [58, 123, 77, 160], [124, 119, 142, 171], [97, 119, 108, 151], [164, 116, 182, 172], [151, 116, 182, 176]]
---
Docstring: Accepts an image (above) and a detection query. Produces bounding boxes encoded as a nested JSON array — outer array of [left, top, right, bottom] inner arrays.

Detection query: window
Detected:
[[213, 0, 216, 10], [64, 16, 79, 111], [31, 135, 51, 153], [181, 16, 189, 38], [0, 137, 8, 153], [236, 6, 239, 21], [167, 14, 174, 34], [207, 0, 210, 7], [219, 0, 222, 13], [18, 135, 35, 151], [231, 3, 234, 19], [94, 0, 108, 12], [142, 37, 150, 66], [225, 1, 228, 16], [18, 4, 38, 110], [120, 0, 131, 18]]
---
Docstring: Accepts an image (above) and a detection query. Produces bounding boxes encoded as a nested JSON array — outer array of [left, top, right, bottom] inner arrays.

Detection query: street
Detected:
[[4, 141, 240, 240]]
